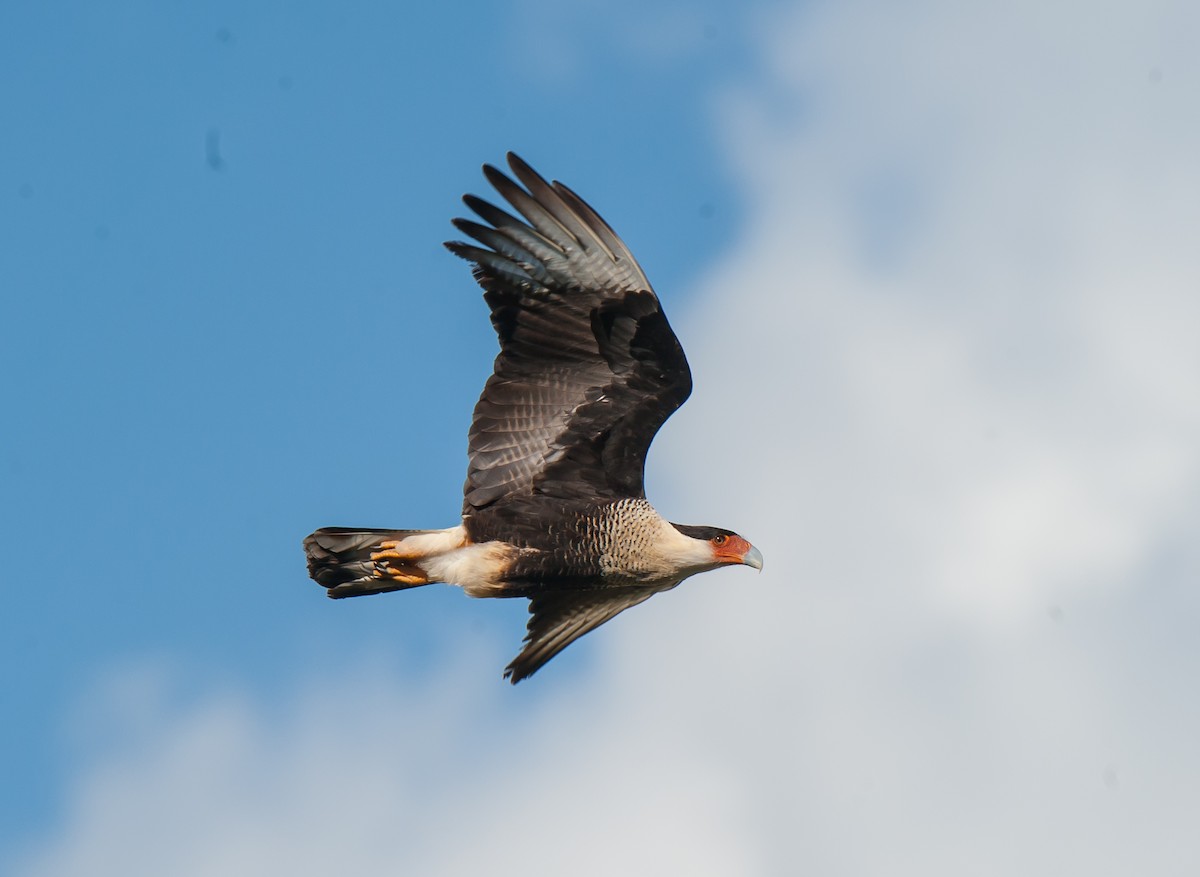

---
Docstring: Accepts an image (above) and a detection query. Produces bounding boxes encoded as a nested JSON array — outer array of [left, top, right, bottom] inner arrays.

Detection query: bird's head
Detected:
[[670, 524, 763, 573]]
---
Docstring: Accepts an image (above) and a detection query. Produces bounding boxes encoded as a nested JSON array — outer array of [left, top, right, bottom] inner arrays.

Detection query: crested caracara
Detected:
[[304, 154, 762, 683]]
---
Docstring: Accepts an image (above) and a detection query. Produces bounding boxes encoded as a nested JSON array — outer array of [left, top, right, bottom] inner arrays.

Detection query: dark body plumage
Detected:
[[304, 154, 760, 683]]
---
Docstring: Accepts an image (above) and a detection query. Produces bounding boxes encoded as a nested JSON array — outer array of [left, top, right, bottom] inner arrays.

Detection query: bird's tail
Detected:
[[303, 527, 456, 598]]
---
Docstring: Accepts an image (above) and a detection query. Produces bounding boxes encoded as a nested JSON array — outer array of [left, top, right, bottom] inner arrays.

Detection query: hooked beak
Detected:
[[742, 545, 764, 571]]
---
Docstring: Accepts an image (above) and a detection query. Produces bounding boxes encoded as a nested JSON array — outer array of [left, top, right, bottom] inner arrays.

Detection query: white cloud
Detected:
[[16, 1, 1200, 875], [14, 653, 762, 877], [685, 0, 1200, 623]]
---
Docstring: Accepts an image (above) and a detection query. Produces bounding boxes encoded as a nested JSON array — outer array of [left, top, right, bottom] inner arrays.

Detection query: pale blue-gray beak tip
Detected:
[[743, 545, 764, 571]]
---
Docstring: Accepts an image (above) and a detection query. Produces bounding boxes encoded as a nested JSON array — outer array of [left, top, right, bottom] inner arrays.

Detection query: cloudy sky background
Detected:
[[4, 1, 1199, 874]]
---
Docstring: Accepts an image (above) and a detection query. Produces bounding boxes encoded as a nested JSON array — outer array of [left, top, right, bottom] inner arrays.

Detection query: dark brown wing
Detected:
[[445, 154, 692, 514], [504, 588, 657, 683]]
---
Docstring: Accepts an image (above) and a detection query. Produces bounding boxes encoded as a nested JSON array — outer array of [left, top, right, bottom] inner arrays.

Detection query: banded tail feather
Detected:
[[304, 527, 443, 598]]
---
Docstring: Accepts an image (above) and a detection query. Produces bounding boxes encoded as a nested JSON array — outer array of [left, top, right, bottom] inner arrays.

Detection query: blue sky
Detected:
[[6, 1, 1200, 874], [1, 0, 751, 847]]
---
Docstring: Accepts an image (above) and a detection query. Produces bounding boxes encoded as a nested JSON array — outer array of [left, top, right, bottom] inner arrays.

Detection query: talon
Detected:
[[371, 540, 413, 562]]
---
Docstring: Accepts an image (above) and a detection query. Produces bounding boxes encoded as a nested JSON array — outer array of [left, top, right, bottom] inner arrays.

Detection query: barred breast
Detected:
[[586, 499, 681, 584]]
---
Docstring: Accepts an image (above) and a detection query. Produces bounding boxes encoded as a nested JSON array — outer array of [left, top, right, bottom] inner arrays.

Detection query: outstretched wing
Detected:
[[445, 154, 692, 514], [505, 588, 657, 683]]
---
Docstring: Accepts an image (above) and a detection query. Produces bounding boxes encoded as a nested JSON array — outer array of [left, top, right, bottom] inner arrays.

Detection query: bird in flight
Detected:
[[304, 154, 762, 683]]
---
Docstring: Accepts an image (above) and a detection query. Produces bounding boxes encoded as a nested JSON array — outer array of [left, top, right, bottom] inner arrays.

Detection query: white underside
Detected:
[[394, 525, 516, 597]]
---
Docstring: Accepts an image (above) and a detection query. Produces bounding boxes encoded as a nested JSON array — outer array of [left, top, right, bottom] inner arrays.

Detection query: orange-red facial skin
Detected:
[[712, 534, 755, 565]]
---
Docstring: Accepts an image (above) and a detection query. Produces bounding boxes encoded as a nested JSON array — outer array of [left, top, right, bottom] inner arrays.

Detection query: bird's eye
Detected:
[[713, 535, 727, 546]]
